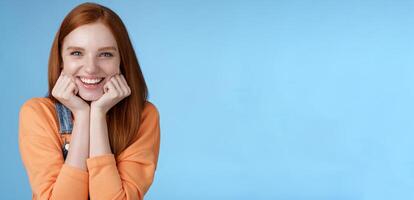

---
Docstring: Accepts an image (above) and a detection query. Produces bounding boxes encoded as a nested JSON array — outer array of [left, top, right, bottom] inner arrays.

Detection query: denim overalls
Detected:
[[54, 102, 73, 160]]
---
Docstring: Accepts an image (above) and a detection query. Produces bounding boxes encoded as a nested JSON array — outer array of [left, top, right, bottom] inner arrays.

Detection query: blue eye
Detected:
[[70, 51, 82, 56], [100, 52, 113, 57]]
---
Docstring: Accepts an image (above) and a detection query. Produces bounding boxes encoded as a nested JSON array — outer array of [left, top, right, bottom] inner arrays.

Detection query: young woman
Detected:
[[18, 3, 160, 200]]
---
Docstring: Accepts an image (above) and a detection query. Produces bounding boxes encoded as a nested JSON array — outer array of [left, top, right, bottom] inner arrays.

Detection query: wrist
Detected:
[[90, 106, 107, 116], [72, 108, 90, 117]]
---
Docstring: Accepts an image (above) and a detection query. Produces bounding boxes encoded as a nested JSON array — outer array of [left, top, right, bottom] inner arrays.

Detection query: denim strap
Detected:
[[54, 102, 72, 160], [55, 103, 73, 133]]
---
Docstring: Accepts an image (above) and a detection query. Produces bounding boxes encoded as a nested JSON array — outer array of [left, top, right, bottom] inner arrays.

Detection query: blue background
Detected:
[[1, 0, 414, 199]]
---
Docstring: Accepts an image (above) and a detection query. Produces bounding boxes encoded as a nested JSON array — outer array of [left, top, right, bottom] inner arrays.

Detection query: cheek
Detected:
[[62, 58, 82, 75], [98, 59, 120, 75]]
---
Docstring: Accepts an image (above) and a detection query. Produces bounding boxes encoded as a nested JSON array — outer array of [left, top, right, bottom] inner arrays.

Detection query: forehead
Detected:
[[62, 22, 118, 49]]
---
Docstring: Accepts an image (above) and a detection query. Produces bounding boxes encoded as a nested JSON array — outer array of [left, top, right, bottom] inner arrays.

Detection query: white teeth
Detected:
[[80, 77, 103, 84]]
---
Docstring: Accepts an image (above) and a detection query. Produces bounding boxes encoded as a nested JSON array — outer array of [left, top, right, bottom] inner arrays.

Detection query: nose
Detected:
[[83, 54, 99, 74]]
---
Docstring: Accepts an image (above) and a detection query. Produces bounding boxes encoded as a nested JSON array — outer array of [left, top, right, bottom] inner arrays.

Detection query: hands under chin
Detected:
[[91, 74, 131, 114], [52, 72, 90, 115]]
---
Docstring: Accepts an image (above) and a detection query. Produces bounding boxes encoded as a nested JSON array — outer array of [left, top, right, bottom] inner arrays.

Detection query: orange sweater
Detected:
[[18, 97, 160, 200]]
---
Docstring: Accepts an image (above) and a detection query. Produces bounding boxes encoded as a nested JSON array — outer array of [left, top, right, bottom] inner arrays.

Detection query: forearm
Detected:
[[65, 110, 90, 171], [89, 108, 112, 157]]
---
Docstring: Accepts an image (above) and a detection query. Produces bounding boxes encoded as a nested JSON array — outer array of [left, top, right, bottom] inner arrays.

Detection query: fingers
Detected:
[[92, 74, 131, 113], [52, 72, 78, 99], [115, 74, 130, 96], [61, 75, 77, 96], [68, 76, 78, 95], [74, 84, 79, 95], [63, 82, 77, 99], [104, 80, 117, 97], [52, 72, 63, 94], [107, 74, 131, 97], [118, 75, 131, 96], [62, 76, 72, 94], [110, 75, 122, 94], [52, 72, 66, 97]]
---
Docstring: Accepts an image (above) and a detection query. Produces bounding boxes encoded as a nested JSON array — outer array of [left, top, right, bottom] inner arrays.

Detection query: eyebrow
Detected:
[[66, 46, 118, 51]]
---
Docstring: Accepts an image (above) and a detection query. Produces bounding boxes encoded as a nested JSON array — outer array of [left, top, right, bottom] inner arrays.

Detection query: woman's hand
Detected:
[[52, 72, 90, 115], [91, 74, 131, 114]]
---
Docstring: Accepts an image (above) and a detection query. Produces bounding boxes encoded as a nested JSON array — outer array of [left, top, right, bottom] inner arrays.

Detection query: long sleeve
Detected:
[[87, 102, 161, 200], [18, 98, 89, 200]]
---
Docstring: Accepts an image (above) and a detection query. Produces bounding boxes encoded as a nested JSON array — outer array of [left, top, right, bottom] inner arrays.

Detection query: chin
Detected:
[[78, 91, 103, 101]]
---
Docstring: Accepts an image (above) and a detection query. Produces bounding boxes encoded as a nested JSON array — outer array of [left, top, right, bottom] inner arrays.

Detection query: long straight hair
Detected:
[[47, 2, 148, 156]]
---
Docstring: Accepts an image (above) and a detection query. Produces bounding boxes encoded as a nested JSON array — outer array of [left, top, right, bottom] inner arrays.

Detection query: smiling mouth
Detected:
[[77, 76, 105, 85]]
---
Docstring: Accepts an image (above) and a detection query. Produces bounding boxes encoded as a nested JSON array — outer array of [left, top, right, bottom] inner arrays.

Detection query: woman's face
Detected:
[[61, 22, 120, 101]]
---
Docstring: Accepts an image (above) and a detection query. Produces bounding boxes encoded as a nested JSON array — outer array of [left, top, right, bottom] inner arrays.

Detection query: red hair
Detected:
[[47, 2, 148, 156]]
